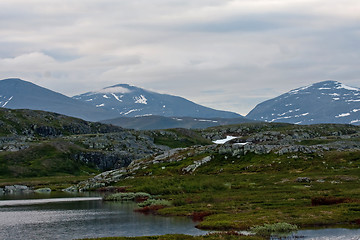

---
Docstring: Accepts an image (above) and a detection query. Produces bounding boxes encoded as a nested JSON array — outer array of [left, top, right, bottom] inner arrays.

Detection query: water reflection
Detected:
[[1, 194, 359, 240], [0, 194, 206, 240]]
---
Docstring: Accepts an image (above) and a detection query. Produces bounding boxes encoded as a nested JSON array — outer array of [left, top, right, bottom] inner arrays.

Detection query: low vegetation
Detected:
[[109, 149, 360, 231], [0, 142, 99, 178], [250, 223, 298, 237], [1, 109, 360, 239], [152, 128, 212, 148], [103, 192, 151, 202]]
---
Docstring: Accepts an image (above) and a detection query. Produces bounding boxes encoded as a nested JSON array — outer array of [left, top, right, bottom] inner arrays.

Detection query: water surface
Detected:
[[0, 193, 205, 240], [1, 193, 359, 240]]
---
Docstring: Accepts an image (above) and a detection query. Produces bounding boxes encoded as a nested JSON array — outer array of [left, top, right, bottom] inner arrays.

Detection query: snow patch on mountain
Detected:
[[111, 93, 123, 102], [337, 83, 360, 91], [335, 113, 351, 118], [134, 95, 147, 104], [289, 84, 313, 94], [123, 109, 141, 115], [247, 80, 360, 125], [213, 136, 238, 144], [1, 96, 13, 107], [98, 86, 132, 94]]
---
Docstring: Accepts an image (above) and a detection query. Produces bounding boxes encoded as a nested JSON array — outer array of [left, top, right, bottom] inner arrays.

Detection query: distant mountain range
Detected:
[[247, 80, 360, 125], [0, 78, 243, 123], [101, 115, 255, 130], [0, 78, 116, 121], [72, 84, 241, 118], [2, 78, 359, 127]]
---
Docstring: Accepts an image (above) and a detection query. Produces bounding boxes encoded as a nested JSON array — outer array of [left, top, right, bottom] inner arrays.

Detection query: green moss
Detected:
[[250, 223, 298, 237], [103, 192, 151, 201], [110, 149, 360, 231], [138, 199, 172, 208], [153, 129, 211, 148], [0, 142, 98, 178]]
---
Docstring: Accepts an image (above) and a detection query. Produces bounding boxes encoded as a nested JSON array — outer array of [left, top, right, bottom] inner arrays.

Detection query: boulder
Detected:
[[34, 188, 52, 193]]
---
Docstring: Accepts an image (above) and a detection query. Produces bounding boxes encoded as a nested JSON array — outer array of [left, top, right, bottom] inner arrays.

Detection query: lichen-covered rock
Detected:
[[34, 188, 52, 193], [296, 177, 311, 183], [182, 156, 212, 173]]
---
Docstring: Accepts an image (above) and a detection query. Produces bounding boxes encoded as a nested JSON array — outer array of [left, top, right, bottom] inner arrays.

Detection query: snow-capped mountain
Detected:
[[73, 84, 242, 118], [0, 78, 117, 121], [246, 80, 360, 125]]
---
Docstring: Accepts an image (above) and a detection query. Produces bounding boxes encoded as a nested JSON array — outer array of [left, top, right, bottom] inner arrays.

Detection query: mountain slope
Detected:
[[101, 115, 256, 130], [73, 84, 242, 118], [246, 80, 360, 125], [0, 78, 117, 121]]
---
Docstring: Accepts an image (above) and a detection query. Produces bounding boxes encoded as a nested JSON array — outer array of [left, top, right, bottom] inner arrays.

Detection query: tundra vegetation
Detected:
[[1, 109, 360, 239]]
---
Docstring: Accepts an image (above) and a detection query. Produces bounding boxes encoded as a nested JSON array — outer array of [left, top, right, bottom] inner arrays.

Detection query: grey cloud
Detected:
[[0, 0, 359, 115]]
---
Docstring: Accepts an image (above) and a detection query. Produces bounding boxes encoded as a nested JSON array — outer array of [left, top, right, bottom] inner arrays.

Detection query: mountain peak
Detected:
[[0, 78, 119, 121], [286, 80, 359, 96], [247, 80, 360, 125], [73, 83, 241, 118]]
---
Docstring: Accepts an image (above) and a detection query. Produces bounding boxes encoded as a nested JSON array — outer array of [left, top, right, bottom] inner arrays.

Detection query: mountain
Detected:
[[73, 84, 241, 118], [247, 80, 360, 125], [101, 115, 256, 130], [0, 78, 117, 121]]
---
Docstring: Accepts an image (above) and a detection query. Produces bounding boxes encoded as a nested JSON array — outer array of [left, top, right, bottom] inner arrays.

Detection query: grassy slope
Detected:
[[111, 149, 360, 231], [0, 109, 212, 189], [0, 141, 98, 178], [152, 128, 212, 148]]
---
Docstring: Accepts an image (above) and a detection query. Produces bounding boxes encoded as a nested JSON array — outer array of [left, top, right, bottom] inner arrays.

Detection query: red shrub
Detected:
[[134, 205, 165, 214], [191, 211, 212, 221], [311, 196, 350, 206]]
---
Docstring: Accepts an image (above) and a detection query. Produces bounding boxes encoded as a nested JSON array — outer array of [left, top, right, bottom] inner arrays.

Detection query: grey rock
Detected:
[[182, 156, 212, 173], [34, 188, 52, 193], [14, 185, 28, 191], [296, 177, 311, 183]]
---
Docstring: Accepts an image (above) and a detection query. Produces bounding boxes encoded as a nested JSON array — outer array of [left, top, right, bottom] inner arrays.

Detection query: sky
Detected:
[[0, 0, 359, 115]]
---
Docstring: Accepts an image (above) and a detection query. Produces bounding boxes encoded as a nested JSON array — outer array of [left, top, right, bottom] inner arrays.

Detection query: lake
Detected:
[[0, 193, 359, 240], [0, 192, 206, 240]]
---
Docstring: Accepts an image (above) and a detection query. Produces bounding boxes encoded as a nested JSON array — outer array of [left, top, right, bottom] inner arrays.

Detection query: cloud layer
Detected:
[[0, 0, 359, 115]]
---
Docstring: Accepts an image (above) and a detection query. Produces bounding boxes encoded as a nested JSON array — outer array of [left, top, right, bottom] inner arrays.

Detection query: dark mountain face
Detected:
[[73, 84, 241, 118], [101, 115, 255, 130], [246, 80, 360, 125], [0, 78, 121, 121]]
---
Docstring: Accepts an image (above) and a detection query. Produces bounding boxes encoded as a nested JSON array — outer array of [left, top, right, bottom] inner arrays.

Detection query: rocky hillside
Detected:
[[71, 122, 360, 191], [0, 109, 169, 177], [0, 108, 123, 137], [73, 83, 242, 118], [67, 122, 360, 234], [247, 80, 360, 125]]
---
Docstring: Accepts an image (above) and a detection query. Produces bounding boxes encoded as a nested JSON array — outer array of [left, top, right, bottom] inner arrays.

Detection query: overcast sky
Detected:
[[0, 0, 359, 115]]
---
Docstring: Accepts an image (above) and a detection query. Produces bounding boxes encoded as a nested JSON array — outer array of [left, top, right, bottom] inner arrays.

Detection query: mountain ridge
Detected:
[[0, 78, 118, 121], [0, 78, 242, 121], [73, 83, 242, 118], [101, 115, 256, 130], [246, 80, 360, 125]]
